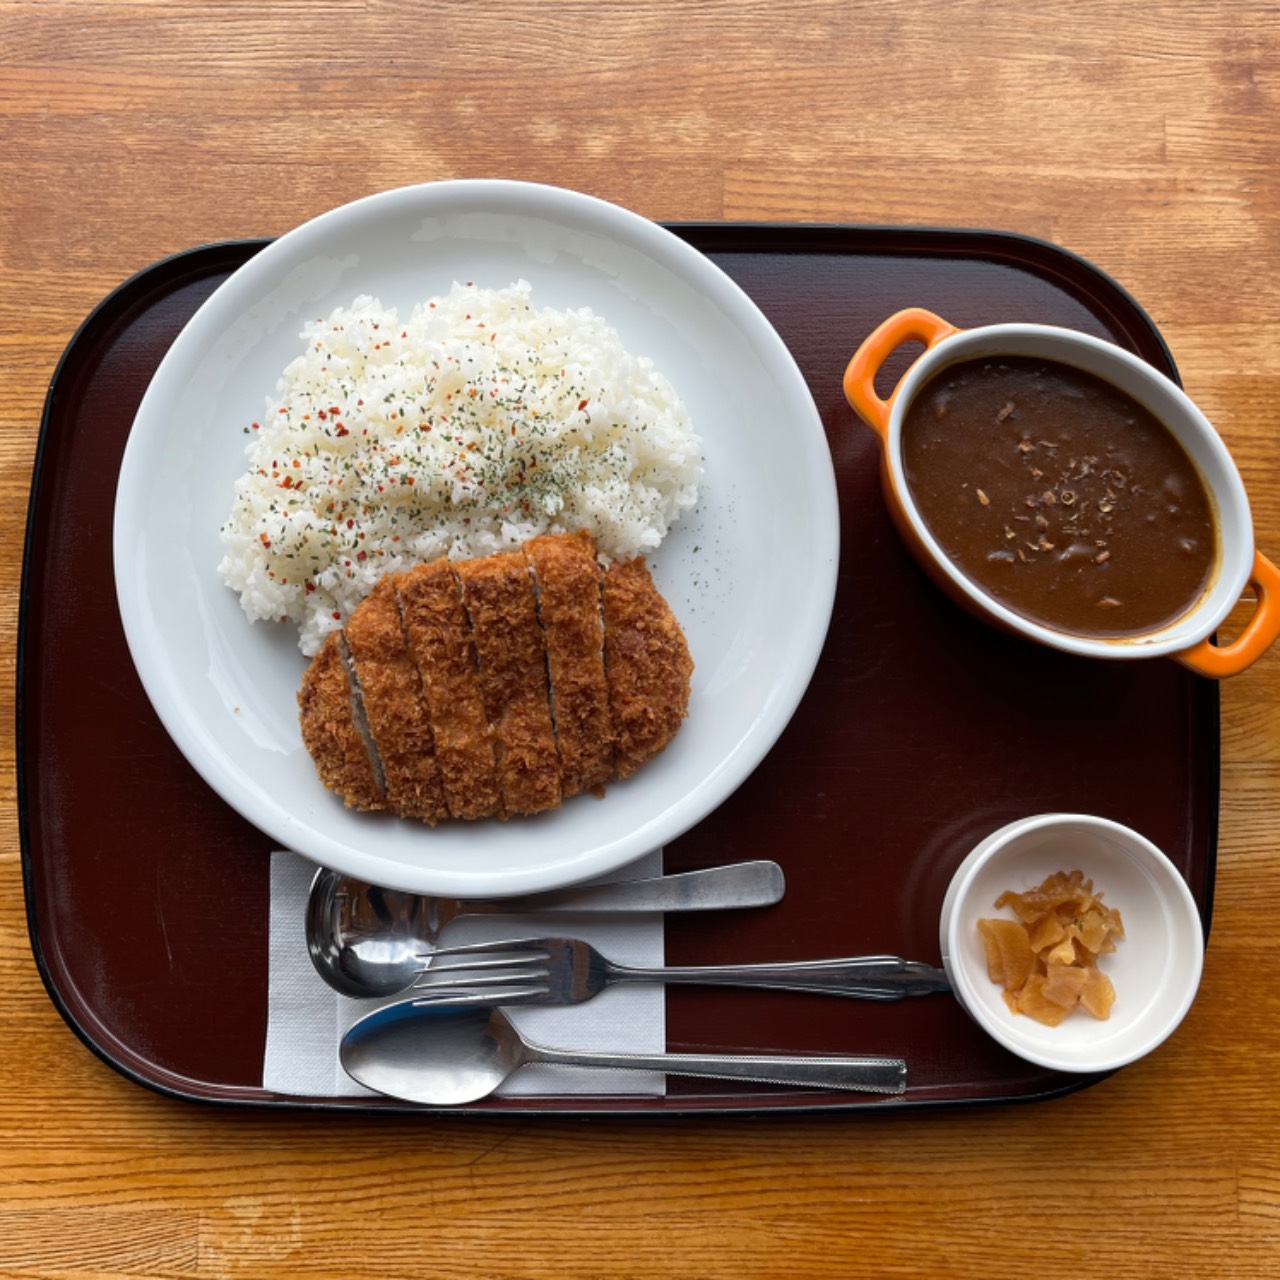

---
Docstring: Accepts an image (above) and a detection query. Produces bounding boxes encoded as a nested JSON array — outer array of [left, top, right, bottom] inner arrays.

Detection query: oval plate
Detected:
[[113, 181, 839, 895]]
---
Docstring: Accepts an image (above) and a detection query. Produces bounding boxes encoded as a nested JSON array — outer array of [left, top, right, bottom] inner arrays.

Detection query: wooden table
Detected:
[[3, 3, 1278, 1275]]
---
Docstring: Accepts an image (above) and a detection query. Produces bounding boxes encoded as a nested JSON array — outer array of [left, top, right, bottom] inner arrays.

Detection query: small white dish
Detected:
[[940, 813, 1204, 1073], [112, 180, 839, 896]]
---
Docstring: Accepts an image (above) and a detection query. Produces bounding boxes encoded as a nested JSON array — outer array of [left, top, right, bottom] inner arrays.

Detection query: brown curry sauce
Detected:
[[901, 356, 1217, 638]]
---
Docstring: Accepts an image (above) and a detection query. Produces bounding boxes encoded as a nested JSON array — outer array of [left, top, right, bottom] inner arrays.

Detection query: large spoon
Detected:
[[341, 1002, 907, 1104], [306, 861, 785, 999]]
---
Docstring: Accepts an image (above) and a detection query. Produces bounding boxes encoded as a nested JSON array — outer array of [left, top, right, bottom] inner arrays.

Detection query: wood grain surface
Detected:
[[4, 2, 1280, 1276]]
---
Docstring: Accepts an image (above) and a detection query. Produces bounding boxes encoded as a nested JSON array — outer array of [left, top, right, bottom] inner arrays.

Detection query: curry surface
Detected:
[[902, 356, 1217, 637]]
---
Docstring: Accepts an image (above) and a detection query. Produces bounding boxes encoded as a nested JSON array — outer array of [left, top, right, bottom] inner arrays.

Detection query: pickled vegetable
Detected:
[[978, 869, 1123, 1025]]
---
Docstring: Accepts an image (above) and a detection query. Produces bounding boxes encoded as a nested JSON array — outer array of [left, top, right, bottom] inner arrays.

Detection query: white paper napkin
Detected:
[[263, 848, 666, 1099]]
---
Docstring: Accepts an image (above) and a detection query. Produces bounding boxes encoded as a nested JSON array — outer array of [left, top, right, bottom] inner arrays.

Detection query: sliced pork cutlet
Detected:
[[601, 556, 694, 779], [396, 559, 502, 821], [458, 550, 562, 817], [524, 531, 614, 797], [343, 574, 448, 824], [297, 630, 387, 811]]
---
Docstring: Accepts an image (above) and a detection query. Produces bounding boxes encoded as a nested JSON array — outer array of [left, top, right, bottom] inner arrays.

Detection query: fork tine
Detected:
[[410, 984, 550, 1007], [421, 937, 552, 959], [412, 965, 547, 991], [415, 942, 550, 972], [414, 957, 545, 972]]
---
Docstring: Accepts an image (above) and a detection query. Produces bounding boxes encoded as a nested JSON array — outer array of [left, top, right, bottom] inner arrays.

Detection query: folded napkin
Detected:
[[263, 848, 666, 1099]]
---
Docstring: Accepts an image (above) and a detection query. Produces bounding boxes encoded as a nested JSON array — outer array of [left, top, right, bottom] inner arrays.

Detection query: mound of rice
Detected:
[[218, 280, 702, 655]]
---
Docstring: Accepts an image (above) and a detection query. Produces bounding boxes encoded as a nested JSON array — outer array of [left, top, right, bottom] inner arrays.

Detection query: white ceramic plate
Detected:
[[114, 180, 839, 895]]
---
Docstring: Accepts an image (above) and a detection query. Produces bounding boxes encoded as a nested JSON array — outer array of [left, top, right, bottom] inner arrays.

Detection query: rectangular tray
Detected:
[[20, 224, 1218, 1114]]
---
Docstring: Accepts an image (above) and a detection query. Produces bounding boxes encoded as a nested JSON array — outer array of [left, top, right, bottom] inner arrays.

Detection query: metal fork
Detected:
[[411, 936, 951, 1006]]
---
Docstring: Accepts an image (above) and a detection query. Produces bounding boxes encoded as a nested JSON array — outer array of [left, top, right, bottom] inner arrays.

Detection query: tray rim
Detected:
[[18, 222, 1219, 1116]]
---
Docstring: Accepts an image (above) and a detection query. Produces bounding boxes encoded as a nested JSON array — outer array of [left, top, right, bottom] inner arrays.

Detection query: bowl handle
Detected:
[[843, 308, 961, 438], [1175, 550, 1280, 678]]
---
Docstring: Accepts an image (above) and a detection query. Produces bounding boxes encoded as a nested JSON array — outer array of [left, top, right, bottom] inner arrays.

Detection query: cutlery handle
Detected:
[[480, 861, 785, 915], [609, 955, 951, 1000], [524, 1043, 907, 1095]]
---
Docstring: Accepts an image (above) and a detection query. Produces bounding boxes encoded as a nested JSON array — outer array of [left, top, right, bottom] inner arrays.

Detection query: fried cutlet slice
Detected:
[[396, 559, 502, 821], [343, 575, 449, 824], [601, 557, 694, 779], [524, 531, 614, 796], [297, 630, 387, 811], [458, 550, 562, 817]]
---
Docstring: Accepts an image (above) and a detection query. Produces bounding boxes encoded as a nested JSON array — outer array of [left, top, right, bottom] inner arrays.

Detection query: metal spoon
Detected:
[[306, 861, 786, 998], [340, 1001, 907, 1105]]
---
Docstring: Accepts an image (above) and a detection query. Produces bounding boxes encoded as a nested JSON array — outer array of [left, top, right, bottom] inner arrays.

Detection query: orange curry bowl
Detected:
[[843, 307, 1280, 679]]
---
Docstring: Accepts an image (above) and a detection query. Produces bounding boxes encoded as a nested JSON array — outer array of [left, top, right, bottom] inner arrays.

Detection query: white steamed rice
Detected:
[[217, 280, 702, 654]]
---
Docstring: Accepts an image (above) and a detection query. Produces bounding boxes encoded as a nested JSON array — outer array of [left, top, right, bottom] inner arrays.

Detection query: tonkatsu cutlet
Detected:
[[602, 557, 695, 780], [524, 531, 614, 797], [396, 558, 502, 821], [458, 550, 562, 817], [297, 631, 387, 812], [343, 575, 448, 824], [297, 533, 693, 821]]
